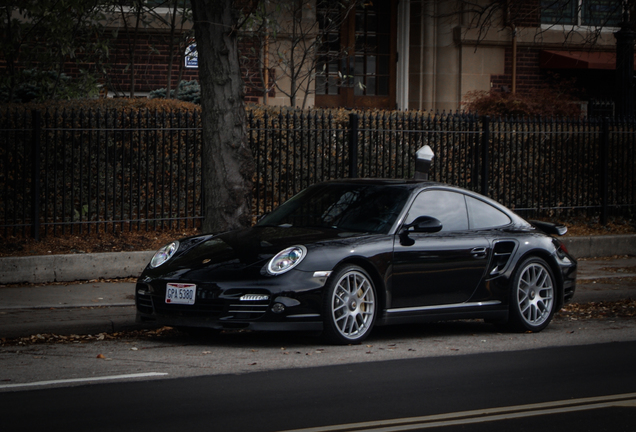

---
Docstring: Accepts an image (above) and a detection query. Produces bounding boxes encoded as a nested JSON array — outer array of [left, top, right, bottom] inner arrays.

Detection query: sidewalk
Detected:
[[1, 257, 635, 340], [0, 282, 144, 339]]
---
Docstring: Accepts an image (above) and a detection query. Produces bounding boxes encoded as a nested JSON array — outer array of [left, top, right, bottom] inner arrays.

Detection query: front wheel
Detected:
[[323, 265, 377, 345], [506, 257, 557, 332]]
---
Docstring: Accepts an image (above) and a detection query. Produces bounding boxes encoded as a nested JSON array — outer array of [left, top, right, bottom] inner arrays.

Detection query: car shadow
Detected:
[[142, 319, 502, 349]]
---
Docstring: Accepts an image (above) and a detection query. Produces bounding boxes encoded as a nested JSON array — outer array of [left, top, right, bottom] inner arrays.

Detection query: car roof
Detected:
[[320, 178, 438, 189], [317, 178, 530, 227]]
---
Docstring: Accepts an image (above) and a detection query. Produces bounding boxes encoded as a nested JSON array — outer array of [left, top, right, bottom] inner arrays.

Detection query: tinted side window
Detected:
[[466, 196, 511, 229], [405, 190, 468, 232]]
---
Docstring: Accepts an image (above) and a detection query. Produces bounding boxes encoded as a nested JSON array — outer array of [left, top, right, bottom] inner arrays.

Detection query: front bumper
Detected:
[[135, 273, 325, 331], [136, 312, 323, 332]]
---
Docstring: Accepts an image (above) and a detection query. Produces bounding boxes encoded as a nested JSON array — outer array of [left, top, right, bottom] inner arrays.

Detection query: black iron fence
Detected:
[[250, 110, 635, 221], [1, 108, 202, 238], [2, 107, 635, 239]]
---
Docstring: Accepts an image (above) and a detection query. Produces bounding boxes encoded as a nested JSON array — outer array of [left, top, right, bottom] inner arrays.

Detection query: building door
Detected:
[[315, 0, 397, 109]]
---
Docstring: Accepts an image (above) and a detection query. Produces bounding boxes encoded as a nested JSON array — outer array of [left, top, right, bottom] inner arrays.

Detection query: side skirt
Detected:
[[377, 301, 508, 326]]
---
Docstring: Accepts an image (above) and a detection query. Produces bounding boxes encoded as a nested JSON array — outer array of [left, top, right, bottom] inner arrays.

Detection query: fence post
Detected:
[[348, 113, 359, 178], [600, 117, 609, 224], [31, 110, 41, 241], [481, 116, 490, 196]]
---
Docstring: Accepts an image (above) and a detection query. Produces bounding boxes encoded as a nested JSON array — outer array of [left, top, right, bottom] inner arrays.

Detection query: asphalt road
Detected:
[[1, 341, 635, 432], [1, 257, 635, 431]]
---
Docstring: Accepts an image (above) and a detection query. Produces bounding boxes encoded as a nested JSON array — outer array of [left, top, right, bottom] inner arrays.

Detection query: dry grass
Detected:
[[0, 219, 634, 258], [0, 228, 200, 257]]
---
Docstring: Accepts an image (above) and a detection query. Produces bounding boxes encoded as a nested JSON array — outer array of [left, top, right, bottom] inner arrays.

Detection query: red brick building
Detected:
[[6, 1, 627, 111]]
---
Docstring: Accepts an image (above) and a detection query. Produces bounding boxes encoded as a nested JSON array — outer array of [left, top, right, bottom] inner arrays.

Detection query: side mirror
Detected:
[[399, 216, 442, 246], [405, 216, 443, 233]]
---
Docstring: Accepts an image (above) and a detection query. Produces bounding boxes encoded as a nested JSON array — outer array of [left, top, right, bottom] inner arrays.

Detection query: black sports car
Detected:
[[136, 176, 576, 344]]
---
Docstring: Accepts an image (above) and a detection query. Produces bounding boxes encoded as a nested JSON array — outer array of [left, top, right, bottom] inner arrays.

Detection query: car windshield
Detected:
[[257, 183, 410, 234]]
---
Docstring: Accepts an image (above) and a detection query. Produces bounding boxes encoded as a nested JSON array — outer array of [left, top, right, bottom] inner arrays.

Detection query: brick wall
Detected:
[[490, 47, 549, 93], [24, 29, 267, 102], [488, 1, 545, 94], [104, 31, 264, 102], [509, 1, 540, 28]]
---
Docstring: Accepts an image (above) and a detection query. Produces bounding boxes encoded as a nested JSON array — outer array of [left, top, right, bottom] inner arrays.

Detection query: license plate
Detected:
[[165, 283, 196, 305]]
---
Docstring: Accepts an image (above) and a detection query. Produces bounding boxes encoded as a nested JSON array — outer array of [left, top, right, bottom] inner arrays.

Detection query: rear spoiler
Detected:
[[528, 220, 568, 236]]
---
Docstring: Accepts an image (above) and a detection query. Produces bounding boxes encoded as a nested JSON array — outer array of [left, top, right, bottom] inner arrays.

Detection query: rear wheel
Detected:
[[323, 265, 377, 345], [506, 257, 556, 332]]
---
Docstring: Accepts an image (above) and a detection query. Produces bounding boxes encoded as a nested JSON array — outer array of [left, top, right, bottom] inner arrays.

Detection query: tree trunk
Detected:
[[191, 0, 255, 233]]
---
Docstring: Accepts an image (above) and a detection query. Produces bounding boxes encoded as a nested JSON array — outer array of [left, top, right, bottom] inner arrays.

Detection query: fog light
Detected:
[[271, 303, 285, 314]]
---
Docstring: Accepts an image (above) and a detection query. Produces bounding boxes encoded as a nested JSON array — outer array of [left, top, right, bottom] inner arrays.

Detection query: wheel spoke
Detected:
[[351, 318, 360, 333], [520, 302, 531, 317], [333, 303, 346, 313], [537, 271, 548, 288], [335, 291, 346, 303]]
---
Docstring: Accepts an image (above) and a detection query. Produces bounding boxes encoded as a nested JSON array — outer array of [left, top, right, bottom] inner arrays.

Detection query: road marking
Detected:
[[0, 372, 168, 390], [278, 392, 636, 432]]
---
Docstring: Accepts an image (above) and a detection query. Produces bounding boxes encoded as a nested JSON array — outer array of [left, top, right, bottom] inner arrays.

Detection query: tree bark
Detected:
[[191, 0, 255, 233]]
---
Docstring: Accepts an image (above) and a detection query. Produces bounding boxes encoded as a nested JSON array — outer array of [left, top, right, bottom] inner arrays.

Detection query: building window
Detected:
[[541, 0, 622, 27]]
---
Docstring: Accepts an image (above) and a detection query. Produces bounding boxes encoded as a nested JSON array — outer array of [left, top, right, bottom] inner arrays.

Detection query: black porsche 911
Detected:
[[136, 176, 576, 344]]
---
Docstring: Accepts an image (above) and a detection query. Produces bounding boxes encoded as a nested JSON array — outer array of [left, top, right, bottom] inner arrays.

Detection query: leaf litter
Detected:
[[1, 300, 634, 347]]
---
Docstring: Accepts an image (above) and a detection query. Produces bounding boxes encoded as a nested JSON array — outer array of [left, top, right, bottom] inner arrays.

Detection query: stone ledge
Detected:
[[561, 235, 636, 259], [0, 236, 634, 285], [0, 251, 154, 285]]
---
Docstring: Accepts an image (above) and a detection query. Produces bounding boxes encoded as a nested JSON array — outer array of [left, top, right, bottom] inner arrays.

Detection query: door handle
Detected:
[[471, 247, 487, 258]]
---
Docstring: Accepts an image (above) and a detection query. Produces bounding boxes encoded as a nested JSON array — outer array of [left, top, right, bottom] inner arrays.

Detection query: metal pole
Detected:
[[601, 117, 610, 224], [348, 113, 359, 178], [481, 116, 490, 196], [31, 110, 41, 241]]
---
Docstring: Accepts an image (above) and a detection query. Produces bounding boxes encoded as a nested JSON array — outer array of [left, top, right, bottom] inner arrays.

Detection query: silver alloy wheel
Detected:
[[516, 262, 554, 327], [330, 270, 376, 341]]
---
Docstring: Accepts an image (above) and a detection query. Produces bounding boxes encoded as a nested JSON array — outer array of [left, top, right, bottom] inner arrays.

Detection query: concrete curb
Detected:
[[1, 317, 156, 339], [0, 236, 634, 285], [0, 251, 154, 285], [562, 235, 636, 259]]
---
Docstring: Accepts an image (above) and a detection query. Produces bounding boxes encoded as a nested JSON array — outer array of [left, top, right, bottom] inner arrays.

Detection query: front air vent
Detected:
[[227, 301, 270, 319], [136, 284, 154, 314], [489, 241, 517, 276]]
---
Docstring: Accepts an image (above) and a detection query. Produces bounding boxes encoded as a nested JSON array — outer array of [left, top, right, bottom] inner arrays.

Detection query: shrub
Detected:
[[463, 77, 582, 118], [1, 97, 201, 114], [0, 69, 100, 103], [149, 80, 201, 104]]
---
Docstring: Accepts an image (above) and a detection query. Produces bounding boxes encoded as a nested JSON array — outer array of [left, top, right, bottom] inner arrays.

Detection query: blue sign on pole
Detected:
[[185, 43, 198, 69]]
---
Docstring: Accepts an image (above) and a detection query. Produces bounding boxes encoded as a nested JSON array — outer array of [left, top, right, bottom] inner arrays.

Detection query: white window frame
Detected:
[[540, 0, 621, 31]]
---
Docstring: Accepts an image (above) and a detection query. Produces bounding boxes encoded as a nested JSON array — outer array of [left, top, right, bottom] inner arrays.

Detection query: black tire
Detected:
[[505, 256, 557, 332], [322, 265, 377, 345]]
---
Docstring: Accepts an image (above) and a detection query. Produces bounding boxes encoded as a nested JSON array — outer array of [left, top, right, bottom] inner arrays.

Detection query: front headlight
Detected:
[[150, 241, 180, 268], [267, 245, 307, 275]]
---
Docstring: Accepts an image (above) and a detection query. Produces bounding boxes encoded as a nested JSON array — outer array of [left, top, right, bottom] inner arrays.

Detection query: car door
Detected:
[[390, 189, 491, 309]]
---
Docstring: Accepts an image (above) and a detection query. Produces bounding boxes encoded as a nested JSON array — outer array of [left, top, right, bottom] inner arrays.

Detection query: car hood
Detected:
[[143, 226, 368, 281]]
